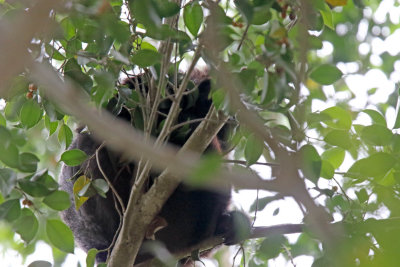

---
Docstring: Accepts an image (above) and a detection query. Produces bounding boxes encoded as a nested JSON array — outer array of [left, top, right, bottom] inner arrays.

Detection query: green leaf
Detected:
[[27, 261, 52, 267], [183, 3, 203, 36], [355, 188, 369, 203], [19, 101, 42, 128], [252, 6, 271, 25], [92, 179, 109, 198], [87, 248, 98, 267], [46, 219, 75, 253], [299, 144, 321, 184], [321, 160, 334, 179], [321, 148, 345, 169], [14, 208, 38, 243], [60, 149, 88, 167], [131, 50, 162, 68], [320, 106, 352, 130], [18, 152, 39, 173], [272, 207, 280, 216], [188, 154, 222, 186], [131, 0, 161, 29], [309, 64, 343, 85], [58, 124, 73, 149], [362, 109, 386, 126], [43, 190, 71, 211], [360, 125, 393, 146], [0, 113, 6, 126], [0, 143, 20, 169], [244, 134, 263, 165], [153, 0, 180, 17], [60, 17, 76, 40], [211, 89, 226, 110], [44, 115, 58, 136], [5, 97, 26, 122], [259, 234, 288, 259], [0, 199, 21, 222], [73, 175, 90, 210], [234, 0, 254, 23], [320, 9, 334, 30], [0, 168, 17, 197], [64, 59, 93, 91], [238, 69, 258, 94], [347, 152, 395, 179], [250, 196, 280, 212], [18, 180, 51, 197], [394, 96, 400, 129], [324, 130, 352, 149]]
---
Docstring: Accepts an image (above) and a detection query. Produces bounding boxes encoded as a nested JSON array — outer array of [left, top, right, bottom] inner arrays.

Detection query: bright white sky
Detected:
[[2, 0, 400, 266]]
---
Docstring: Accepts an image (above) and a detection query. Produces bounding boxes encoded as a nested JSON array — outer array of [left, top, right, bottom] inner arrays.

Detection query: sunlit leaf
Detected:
[[360, 125, 393, 146], [320, 106, 352, 130], [184, 3, 203, 36], [321, 148, 345, 169], [324, 130, 352, 149], [362, 109, 386, 126], [347, 152, 395, 179], [87, 248, 98, 267], [73, 175, 90, 210]]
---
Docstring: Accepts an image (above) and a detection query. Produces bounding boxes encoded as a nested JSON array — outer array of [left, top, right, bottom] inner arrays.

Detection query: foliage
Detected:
[[1, 0, 400, 266]]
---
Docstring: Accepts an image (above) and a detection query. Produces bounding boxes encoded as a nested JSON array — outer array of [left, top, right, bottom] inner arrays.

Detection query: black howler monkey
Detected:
[[59, 70, 249, 264]]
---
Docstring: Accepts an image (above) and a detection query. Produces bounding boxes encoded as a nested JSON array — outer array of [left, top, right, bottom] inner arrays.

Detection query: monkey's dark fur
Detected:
[[59, 71, 247, 264]]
